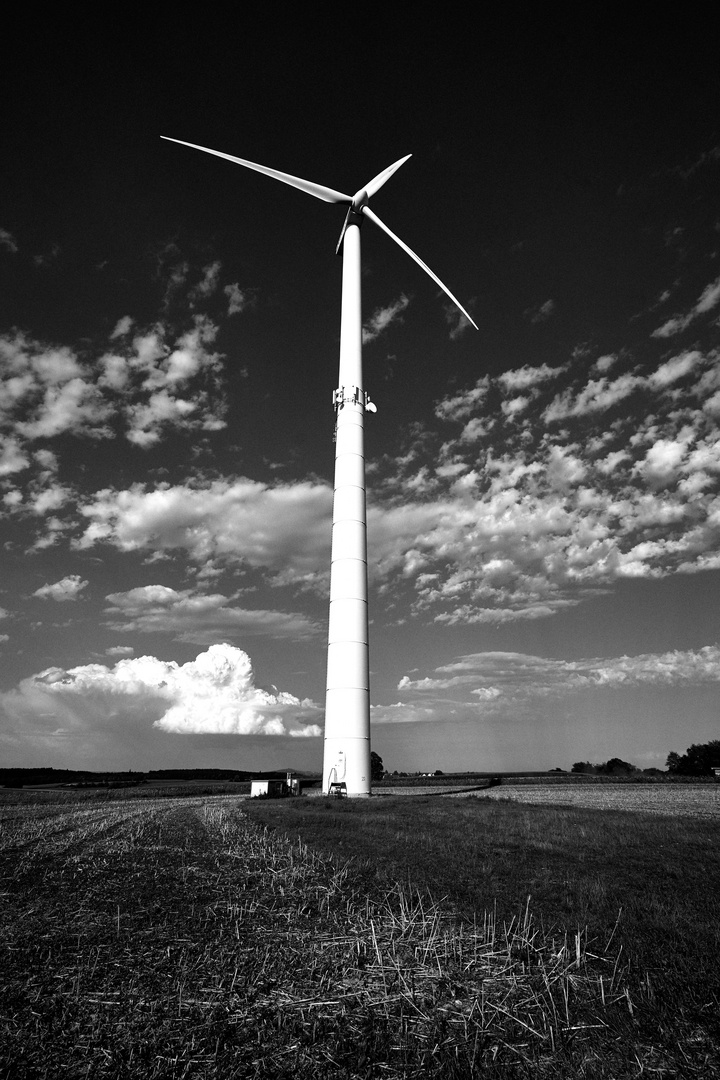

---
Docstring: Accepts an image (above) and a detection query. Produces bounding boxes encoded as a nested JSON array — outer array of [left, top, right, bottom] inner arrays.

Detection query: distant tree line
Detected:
[[666, 740, 720, 776], [0, 767, 310, 789], [571, 758, 639, 775]]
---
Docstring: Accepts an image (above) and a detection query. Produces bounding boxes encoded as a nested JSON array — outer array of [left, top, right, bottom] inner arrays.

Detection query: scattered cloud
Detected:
[[0, 228, 18, 254], [652, 273, 720, 338], [497, 364, 565, 392], [75, 478, 333, 588], [435, 377, 490, 422], [0, 317, 228, 452], [523, 299, 555, 323], [104, 585, 322, 642], [391, 645, 720, 714], [444, 302, 476, 340], [224, 283, 255, 316], [33, 575, 89, 602], [363, 295, 410, 343]]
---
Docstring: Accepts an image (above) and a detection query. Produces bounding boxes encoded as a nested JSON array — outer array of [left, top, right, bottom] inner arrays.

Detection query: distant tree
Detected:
[[599, 757, 637, 776], [370, 751, 384, 781], [666, 740, 720, 776], [434, 769, 444, 776], [571, 761, 595, 774]]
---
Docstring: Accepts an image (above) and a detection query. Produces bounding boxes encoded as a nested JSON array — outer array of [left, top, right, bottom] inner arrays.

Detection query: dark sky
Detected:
[[2, 8, 720, 773]]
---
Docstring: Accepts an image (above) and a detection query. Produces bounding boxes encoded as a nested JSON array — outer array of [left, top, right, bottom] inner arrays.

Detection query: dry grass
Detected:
[[0, 793, 637, 1078], [248, 791, 720, 1076], [480, 783, 720, 818]]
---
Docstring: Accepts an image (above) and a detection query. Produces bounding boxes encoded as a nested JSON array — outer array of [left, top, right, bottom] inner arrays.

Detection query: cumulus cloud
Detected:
[[0, 436, 30, 477], [363, 344, 720, 624], [33, 575, 89, 602], [76, 478, 333, 586], [25, 643, 322, 737]]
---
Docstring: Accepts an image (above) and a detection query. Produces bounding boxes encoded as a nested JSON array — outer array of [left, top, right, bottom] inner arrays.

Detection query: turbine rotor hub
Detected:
[[351, 188, 369, 211]]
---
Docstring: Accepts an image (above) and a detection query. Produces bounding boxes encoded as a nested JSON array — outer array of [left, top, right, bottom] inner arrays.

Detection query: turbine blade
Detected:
[[361, 154, 412, 200], [161, 137, 352, 204], [362, 206, 478, 330], [335, 207, 353, 256]]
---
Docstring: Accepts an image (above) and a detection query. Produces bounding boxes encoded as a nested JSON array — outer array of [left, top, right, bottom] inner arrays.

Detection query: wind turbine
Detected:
[[161, 137, 478, 796]]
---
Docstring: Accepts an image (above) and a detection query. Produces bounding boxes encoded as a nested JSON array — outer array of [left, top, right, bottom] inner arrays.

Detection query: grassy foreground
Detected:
[[246, 793, 720, 1076], [1, 789, 718, 1077]]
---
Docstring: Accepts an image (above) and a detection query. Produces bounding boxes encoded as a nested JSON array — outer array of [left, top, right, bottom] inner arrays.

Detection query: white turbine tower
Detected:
[[161, 137, 478, 796]]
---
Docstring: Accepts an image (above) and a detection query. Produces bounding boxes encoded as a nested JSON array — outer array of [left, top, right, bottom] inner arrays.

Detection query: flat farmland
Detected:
[[0, 790, 644, 1079], [3, 787, 720, 1077], [480, 782, 720, 818]]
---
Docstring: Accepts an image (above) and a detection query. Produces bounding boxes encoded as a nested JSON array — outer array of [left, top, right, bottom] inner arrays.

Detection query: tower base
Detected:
[[322, 735, 371, 796]]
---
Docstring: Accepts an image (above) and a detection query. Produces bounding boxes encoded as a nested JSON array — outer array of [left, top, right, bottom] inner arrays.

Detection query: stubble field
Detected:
[[478, 781, 720, 818], [1, 784, 719, 1077]]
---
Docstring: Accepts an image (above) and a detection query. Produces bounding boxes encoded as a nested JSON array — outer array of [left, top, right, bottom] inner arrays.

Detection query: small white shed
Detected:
[[250, 779, 286, 798]]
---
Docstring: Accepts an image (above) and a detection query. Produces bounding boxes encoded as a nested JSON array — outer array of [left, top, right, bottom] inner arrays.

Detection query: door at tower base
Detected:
[[323, 736, 371, 796]]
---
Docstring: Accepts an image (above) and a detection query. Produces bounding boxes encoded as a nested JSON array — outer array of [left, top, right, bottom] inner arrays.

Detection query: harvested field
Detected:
[[1, 792, 636, 1078], [479, 782, 720, 819]]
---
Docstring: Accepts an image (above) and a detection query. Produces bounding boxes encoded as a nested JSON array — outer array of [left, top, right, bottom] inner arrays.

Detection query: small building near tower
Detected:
[[249, 771, 300, 798]]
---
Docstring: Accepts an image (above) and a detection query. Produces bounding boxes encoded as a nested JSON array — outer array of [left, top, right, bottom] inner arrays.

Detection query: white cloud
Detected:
[[110, 316, 134, 339], [104, 585, 321, 642], [0, 436, 30, 476], [394, 645, 720, 709], [591, 354, 618, 373], [33, 575, 89, 602], [28, 643, 321, 737], [76, 478, 333, 586], [694, 275, 720, 315], [444, 303, 476, 340], [362, 295, 410, 343], [649, 350, 702, 389], [224, 283, 254, 316], [1, 310, 228, 453], [435, 377, 490, 422], [523, 299, 555, 323], [543, 373, 642, 420], [652, 273, 720, 338], [189, 261, 221, 302], [497, 364, 565, 392], [0, 228, 18, 253], [635, 438, 685, 487]]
